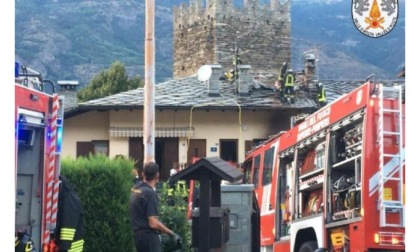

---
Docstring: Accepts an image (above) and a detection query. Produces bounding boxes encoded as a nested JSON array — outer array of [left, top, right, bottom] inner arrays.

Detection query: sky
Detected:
[[2, 0, 416, 251]]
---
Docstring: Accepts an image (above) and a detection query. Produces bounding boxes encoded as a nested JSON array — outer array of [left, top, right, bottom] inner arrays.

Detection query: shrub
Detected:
[[61, 154, 136, 252], [60, 155, 192, 252]]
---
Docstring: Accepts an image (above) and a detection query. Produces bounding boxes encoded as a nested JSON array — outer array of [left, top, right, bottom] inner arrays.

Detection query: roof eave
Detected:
[[64, 104, 316, 117]]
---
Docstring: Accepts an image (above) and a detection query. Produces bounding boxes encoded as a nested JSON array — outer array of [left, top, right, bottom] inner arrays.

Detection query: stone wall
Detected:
[[173, 0, 291, 79]]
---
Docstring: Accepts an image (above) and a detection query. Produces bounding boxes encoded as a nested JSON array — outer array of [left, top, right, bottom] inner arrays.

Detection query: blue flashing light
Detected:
[[47, 128, 52, 139], [15, 62, 20, 78], [15, 120, 19, 139], [56, 126, 63, 153]]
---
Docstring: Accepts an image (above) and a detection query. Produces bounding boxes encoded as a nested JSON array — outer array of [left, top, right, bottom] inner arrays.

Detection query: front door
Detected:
[[187, 139, 206, 167]]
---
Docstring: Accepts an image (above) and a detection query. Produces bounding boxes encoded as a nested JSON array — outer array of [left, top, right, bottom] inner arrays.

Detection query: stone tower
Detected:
[[173, 0, 291, 79]]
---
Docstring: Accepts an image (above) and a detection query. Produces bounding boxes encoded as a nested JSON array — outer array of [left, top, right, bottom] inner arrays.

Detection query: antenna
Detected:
[[197, 65, 212, 82]]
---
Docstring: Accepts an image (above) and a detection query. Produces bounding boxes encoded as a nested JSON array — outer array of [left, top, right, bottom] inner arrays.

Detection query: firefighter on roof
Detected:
[[223, 69, 236, 84], [284, 69, 296, 102], [222, 48, 243, 84], [56, 176, 85, 252], [232, 49, 243, 69], [316, 82, 327, 108], [277, 62, 288, 98]]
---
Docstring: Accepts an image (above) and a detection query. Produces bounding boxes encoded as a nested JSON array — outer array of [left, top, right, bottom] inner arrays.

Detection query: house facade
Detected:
[[63, 67, 317, 180]]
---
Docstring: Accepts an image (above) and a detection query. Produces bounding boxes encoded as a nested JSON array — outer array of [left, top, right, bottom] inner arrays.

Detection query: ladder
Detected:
[[377, 84, 404, 227]]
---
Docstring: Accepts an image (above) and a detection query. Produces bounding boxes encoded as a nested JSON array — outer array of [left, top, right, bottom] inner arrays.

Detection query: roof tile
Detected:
[[77, 75, 404, 110]]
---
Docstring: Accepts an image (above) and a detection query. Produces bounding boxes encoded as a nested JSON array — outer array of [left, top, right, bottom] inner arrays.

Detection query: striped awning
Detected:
[[109, 126, 194, 138]]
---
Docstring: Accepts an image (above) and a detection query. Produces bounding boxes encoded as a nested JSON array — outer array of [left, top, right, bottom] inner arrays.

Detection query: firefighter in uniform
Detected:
[[130, 162, 181, 252], [224, 69, 236, 84], [277, 62, 288, 98], [284, 69, 296, 103], [232, 50, 243, 71], [167, 174, 189, 207], [166, 168, 178, 206], [222, 49, 242, 84], [15, 231, 35, 252], [56, 175, 85, 252], [175, 180, 189, 203], [316, 82, 327, 108]]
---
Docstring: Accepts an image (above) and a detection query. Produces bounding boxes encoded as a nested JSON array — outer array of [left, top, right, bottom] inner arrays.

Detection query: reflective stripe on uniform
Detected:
[[168, 188, 174, 196], [318, 88, 326, 102], [60, 228, 76, 241], [285, 74, 294, 87], [68, 239, 84, 252]]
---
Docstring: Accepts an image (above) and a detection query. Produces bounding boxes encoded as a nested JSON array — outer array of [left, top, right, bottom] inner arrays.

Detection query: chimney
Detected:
[[57, 80, 79, 110], [304, 53, 317, 84], [208, 64, 222, 97], [237, 65, 252, 96]]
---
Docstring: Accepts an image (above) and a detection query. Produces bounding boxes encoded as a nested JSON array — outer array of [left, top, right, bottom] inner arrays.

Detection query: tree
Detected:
[[78, 61, 144, 102]]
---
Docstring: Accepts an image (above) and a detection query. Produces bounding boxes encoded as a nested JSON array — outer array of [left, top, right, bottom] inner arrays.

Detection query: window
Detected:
[[245, 139, 267, 153], [18, 128, 35, 146], [263, 147, 275, 185], [242, 159, 253, 184], [220, 139, 238, 162], [92, 140, 109, 156], [76, 140, 109, 157], [252, 155, 261, 187]]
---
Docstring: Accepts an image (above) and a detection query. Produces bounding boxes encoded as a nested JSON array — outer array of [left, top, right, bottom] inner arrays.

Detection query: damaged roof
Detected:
[[68, 74, 317, 114], [64, 74, 405, 117]]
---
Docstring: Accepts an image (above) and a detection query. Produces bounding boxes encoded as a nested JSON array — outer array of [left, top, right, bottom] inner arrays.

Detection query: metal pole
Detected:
[[143, 0, 155, 164]]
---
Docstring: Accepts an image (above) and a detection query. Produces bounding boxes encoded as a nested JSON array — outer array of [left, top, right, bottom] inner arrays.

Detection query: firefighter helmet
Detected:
[[170, 168, 177, 176]]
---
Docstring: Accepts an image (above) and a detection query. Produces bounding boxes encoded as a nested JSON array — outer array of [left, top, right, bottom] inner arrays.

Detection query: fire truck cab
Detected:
[[15, 62, 64, 252], [243, 81, 405, 252]]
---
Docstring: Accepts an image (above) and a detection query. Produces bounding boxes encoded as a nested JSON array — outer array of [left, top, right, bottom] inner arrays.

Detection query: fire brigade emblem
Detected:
[[352, 0, 398, 38]]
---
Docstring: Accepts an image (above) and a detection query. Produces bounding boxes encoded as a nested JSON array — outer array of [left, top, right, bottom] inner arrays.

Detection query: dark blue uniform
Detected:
[[56, 176, 85, 252], [130, 181, 161, 252]]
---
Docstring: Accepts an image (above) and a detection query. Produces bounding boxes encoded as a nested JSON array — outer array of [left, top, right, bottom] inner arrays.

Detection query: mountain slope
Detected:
[[15, 0, 405, 86], [291, 0, 405, 79]]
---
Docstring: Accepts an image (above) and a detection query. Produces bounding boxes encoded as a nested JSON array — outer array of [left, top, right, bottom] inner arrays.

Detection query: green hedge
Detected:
[[60, 155, 192, 252], [61, 154, 136, 252]]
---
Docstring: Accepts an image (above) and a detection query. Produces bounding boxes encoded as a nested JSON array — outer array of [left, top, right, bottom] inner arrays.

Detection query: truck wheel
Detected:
[[299, 241, 318, 252]]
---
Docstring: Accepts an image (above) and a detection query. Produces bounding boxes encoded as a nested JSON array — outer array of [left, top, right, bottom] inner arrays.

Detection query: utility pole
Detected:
[[143, 0, 155, 164]]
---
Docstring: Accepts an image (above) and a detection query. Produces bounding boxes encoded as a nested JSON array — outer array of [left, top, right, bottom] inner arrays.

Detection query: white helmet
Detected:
[[287, 69, 293, 73]]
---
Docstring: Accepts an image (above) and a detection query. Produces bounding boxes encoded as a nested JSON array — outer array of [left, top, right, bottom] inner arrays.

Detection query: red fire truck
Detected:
[[242, 81, 405, 251], [15, 62, 65, 251]]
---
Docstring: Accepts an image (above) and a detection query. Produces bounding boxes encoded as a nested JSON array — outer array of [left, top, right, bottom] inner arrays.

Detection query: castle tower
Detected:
[[173, 0, 291, 79]]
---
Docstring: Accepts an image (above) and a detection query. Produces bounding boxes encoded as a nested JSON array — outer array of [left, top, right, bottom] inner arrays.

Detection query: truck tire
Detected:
[[298, 241, 318, 252]]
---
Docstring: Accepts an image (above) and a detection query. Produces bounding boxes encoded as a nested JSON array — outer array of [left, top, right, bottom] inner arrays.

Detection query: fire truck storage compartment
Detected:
[[329, 118, 363, 221], [277, 156, 293, 238], [16, 125, 45, 247], [297, 136, 326, 218]]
